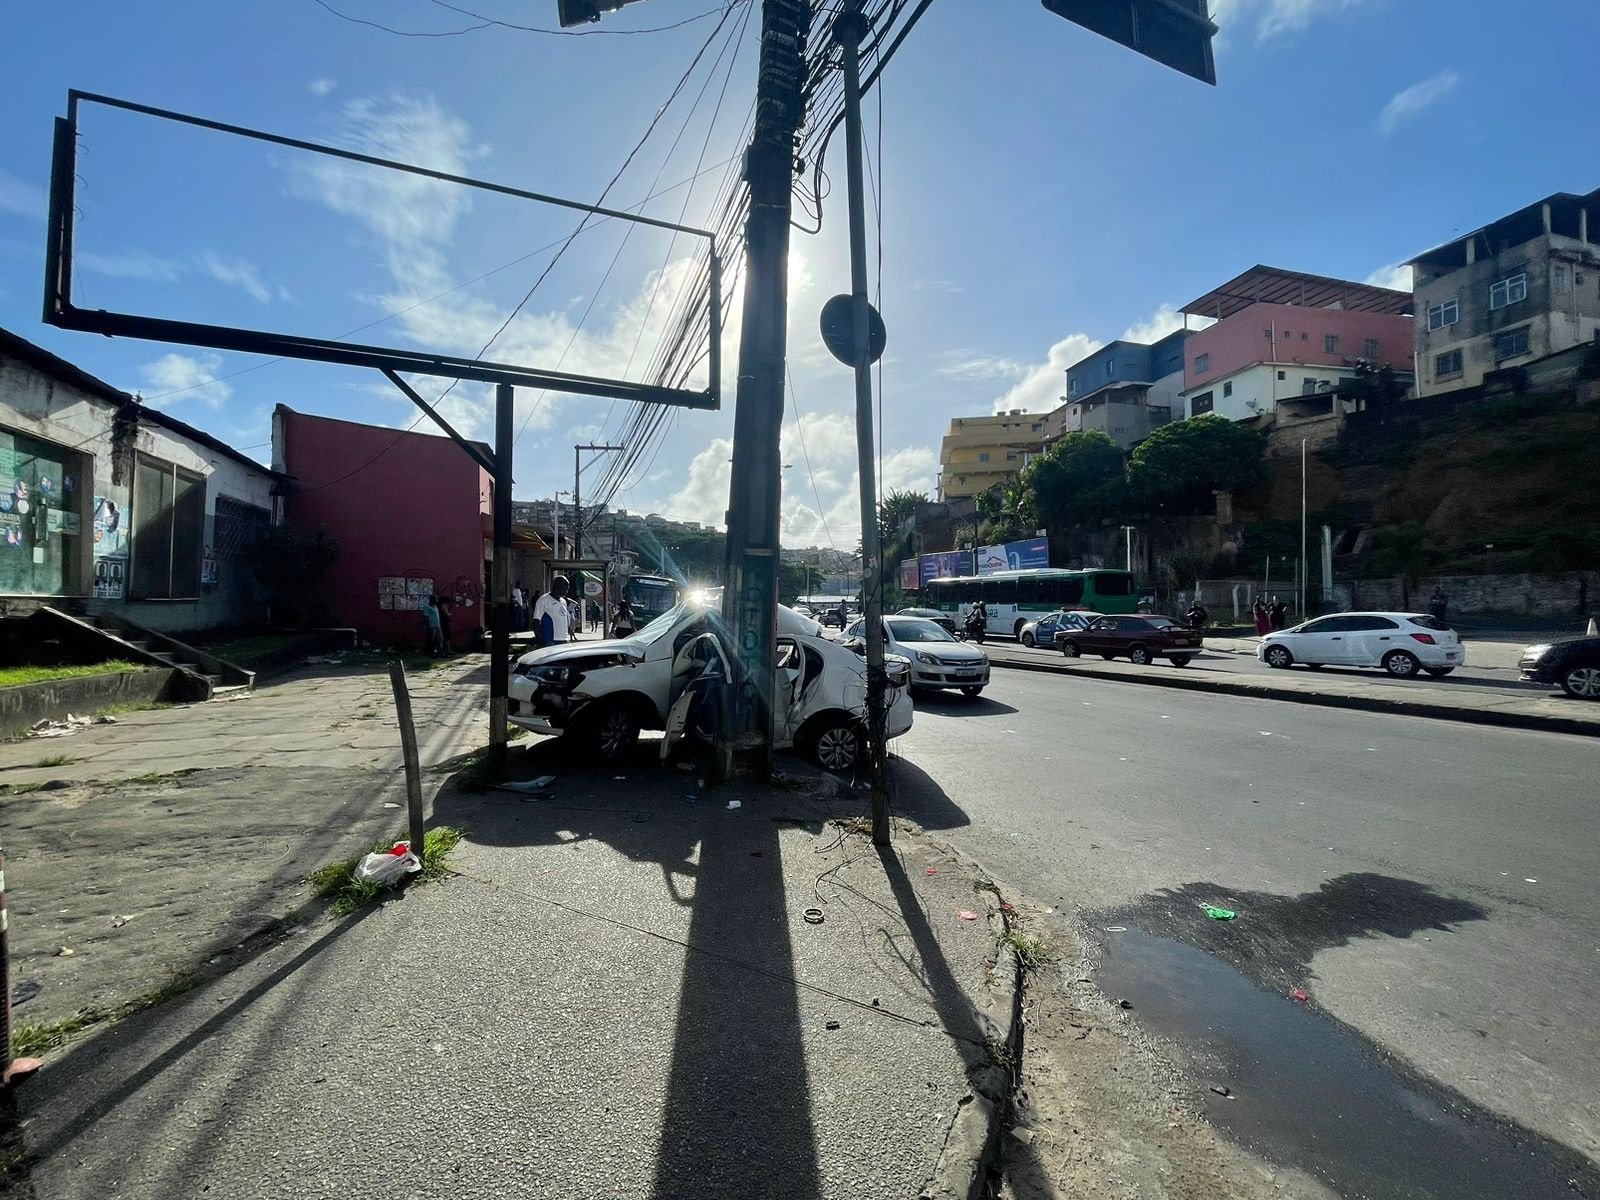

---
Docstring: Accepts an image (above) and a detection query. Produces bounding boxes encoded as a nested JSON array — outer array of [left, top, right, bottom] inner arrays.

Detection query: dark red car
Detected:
[[1054, 614, 1204, 666]]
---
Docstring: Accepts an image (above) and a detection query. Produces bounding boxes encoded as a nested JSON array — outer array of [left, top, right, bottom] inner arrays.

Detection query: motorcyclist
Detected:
[[964, 599, 988, 645]]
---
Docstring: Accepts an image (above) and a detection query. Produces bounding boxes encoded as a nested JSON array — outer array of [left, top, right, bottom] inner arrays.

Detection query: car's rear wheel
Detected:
[[1021, 630, 1035, 648], [960, 685, 983, 699], [1169, 654, 1193, 667], [1127, 644, 1152, 665], [810, 716, 864, 772], [1560, 664, 1600, 699], [1383, 650, 1421, 678], [1060, 639, 1081, 658], [1423, 666, 1456, 678], [1264, 645, 1294, 670]]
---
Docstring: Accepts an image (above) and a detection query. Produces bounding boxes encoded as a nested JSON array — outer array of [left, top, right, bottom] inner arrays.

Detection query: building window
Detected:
[[977, 452, 990, 463], [1264, 327, 1273, 340], [130, 454, 206, 600], [1363, 337, 1380, 359], [1190, 391, 1214, 416], [1105, 360, 1115, 377], [1301, 377, 1319, 395], [1553, 264, 1571, 293], [1324, 334, 1340, 354], [1434, 349, 1463, 378], [1427, 299, 1459, 331], [0, 427, 88, 598], [1489, 272, 1527, 311], [1223, 381, 1233, 397], [1494, 326, 1531, 361], [1282, 329, 1292, 339], [1277, 371, 1286, 380], [1301, 332, 1309, 341], [1194, 353, 1210, 374]]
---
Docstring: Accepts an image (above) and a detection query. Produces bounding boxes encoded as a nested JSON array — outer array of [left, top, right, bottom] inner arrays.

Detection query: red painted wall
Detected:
[[1184, 303, 1415, 390], [277, 407, 491, 648]]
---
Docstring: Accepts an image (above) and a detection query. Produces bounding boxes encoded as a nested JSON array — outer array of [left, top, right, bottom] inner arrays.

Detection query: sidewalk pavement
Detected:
[[9, 751, 1020, 1200], [1, 658, 491, 1029], [982, 642, 1600, 737]]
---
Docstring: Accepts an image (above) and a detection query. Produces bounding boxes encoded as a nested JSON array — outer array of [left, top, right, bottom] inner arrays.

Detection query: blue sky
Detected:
[[3, 0, 1596, 550]]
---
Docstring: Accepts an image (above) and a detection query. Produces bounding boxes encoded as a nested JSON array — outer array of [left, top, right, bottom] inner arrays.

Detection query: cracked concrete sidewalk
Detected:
[[9, 755, 1017, 1200], [2, 659, 492, 1028]]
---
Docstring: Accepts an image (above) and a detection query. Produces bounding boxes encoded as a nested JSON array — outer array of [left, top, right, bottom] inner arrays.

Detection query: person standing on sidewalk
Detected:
[[420, 595, 444, 656], [612, 597, 636, 639], [1429, 586, 1450, 623], [1269, 595, 1288, 630], [536, 577, 573, 645], [1185, 600, 1209, 631], [1252, 596, 1271, 636], [435, 593, 454, 654]]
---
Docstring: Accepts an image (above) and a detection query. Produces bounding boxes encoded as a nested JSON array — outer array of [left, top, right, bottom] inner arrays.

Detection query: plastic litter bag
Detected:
[[355, 841, 423, 886]]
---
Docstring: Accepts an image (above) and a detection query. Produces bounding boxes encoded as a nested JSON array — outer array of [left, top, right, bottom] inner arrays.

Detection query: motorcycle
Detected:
[[963, 611, 987, 645]]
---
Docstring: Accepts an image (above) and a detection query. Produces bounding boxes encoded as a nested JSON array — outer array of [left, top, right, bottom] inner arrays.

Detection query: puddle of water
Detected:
[[1098, 929, 1597, 1199]]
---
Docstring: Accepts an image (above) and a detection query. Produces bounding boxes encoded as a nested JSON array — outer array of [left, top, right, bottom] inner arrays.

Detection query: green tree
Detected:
[[1017, 431, 1125, 533], [877, 488, 927, 545], [1126, 415, 1266, 515], [1365, 522, 1440, 609]]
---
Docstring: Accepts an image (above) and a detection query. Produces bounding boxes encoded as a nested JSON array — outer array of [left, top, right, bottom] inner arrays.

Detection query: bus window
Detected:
[[981, 577, 1015, 605], [1018, 576, 1049, 605], [1092, 571, 1133, 596], [1061, 577, 1085, 606], [958, 579, 980, 604]]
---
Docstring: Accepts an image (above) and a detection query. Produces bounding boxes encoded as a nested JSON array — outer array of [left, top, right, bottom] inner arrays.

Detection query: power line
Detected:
[[311, 0, 490, 37], [426, 0, 729, 35]]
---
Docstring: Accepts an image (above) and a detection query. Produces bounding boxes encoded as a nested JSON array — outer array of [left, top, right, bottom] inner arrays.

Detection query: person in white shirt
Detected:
[[535, 576, 573, 645]]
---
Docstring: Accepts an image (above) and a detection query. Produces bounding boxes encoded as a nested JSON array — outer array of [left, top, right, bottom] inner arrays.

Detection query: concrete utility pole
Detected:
[[489, 382, 514, 770], [720, 0, 810, 777], [835, 0, 892, 845]]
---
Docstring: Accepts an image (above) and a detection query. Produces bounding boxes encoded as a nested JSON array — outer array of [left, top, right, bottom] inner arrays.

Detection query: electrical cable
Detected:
[[311, 0, 489, 37], [426, 0, 729, 36]]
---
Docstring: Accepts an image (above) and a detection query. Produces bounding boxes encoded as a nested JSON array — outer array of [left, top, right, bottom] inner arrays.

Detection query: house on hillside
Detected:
[[1056, 330, 1190, 449], [937, 411, 1047, 502], [0, 326, 279, 632], [1409, 187, 1600, 397], [1178, 266, 1415, 421]]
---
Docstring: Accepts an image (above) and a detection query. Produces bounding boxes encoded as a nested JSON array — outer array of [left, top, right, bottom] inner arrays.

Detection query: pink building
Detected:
[[1179, 266, 1414, 421]]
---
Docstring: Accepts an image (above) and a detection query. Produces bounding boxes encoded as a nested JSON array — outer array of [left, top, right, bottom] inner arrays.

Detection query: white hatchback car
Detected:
[[509, 599, 913, 769], [1257, 612, 1465, 678], [843, 615, 991, 697]]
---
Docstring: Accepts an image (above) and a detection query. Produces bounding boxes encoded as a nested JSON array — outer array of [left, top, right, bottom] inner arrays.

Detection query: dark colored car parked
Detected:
[[1055, 614, 1205, 666], [1519, 636, 1600, 699]]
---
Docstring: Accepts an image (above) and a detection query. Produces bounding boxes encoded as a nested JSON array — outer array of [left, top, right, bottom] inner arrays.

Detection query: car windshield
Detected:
[[887, 618, 957, 643], [632, 603, 693, 645]]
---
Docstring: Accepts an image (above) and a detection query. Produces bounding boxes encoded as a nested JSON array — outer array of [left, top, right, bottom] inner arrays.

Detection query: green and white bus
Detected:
[[925, 568, 1138, 639]]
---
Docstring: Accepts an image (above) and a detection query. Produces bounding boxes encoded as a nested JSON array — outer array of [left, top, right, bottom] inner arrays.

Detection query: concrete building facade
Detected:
[[0, 327, 279, 632], [1059, 330, 1189, 448], [937, 410, 1046, 501], [1178, 266, 1414, 421], [1409, 188, 1600, 397]]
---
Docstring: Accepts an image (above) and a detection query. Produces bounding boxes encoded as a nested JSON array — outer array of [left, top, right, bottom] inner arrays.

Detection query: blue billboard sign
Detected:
[[975, 538, 1049, 575], [918, 549, 973, 587]]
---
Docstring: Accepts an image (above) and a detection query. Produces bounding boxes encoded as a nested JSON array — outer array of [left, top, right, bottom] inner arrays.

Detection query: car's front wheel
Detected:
[[1560, 664, 1600, 699], [1264, 645, 1294, 670], [1127, 644, 1152, 665], [580, 700, 641, 761], [960, 685, 983, 699], [810, 716, 864, 772], [1060, 639, 1080, 658], [1383, 650, 1421, 678]]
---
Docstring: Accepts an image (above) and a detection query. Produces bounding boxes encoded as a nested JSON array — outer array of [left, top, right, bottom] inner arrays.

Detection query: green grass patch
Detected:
[[1002, 929, 1051, 971], [11, 971, 198, 1059], [29, 752, 75, 769], [0, 660, 146, 689], [308, 825, 464, 915]]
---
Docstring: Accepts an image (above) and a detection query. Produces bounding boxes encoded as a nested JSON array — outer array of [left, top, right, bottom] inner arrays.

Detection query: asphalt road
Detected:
[[891, 670, 1600, 1190]]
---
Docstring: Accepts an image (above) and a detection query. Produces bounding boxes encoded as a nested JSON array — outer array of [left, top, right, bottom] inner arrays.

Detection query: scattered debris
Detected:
[[1102, 925, 1127, 933], [925, 867, 938, 876], [27, 713, 113, 739], [957, 909, 980, 921], [354, 841, 422, 886], [496, 776, 556, 795], [1210, 1084, 1232, 1098], [1118, 998, 1134, 1009], [304, 654, 345, 665], [613, 775, 627, 781], [871, 998, 880, 1007], [1290, 987, 1309, 1003], [1525, 878, 1539, 884], [750, 850, 764, 857], [802, 907, 825, 925], [676, 762, 696, 773], [383, 802, 401, 809], [53, 946, 74, 957], [110, 915, 133, 929], [726, 800, 742, 810], [1000, 901, 1014, 912], [11, 979, 41, 1006], [1201, 905, 1237, 921], [631, 811, 653, 823], [825, 1020, 841, 1031]]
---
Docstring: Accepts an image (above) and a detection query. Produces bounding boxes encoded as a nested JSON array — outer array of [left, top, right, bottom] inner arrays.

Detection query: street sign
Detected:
[[819, 294, 887, 366], [1041, 0, 1217, 86]]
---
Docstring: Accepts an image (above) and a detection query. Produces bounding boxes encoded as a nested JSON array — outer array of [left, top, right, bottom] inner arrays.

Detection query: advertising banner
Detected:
[[898, 558, 920, 590], [918, 549, 973, 587], [975, 538, 1050, 575]]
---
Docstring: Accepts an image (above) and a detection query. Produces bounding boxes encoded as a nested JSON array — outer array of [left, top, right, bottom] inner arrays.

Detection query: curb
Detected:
[[918, 845, 1027, 1200], [987, 653, 1599, 738]]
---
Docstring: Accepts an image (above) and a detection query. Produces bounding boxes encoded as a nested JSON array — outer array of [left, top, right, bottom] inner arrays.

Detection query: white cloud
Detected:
[[1119, 302, 1213, 343], [936, 351, 1028, 383], [663, 436, 733, 530], [1211, 0, 1377, 43], [138, 352, 234, 409], [1379, 69, 1460, 134], [196, 252, 274, 303], [308, 78, 338, 97], [992, 333, 1102, 414], [0, 169, 46, 221], [1364, 263, 1414, 292], [911, 278, 964, 294], [78, 249, 184, 282]]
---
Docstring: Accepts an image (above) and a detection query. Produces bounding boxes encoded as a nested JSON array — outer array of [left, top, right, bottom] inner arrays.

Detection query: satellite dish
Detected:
[[819, 294, 887, 366]]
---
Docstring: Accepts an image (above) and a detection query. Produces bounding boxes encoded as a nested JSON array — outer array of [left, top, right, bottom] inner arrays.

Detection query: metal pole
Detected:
[[388, 662, 426, 861], [1, 842, 43, 1088], [836, 0, 891, 846], [719, 0, 810, 780], [489, 382, 513, 773], [1300, 437, 1308, 618]]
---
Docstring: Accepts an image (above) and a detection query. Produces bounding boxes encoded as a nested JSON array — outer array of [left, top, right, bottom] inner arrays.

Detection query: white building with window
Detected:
[[0, 326, 280, 632], [1409, 188, 1600, 397]]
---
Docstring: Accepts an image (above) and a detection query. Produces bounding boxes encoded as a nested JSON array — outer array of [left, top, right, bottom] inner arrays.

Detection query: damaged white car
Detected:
[[507, 600, 913, 771]]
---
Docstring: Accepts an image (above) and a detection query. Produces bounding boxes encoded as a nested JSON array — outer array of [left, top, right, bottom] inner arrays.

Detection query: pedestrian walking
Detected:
[[566, 595, 580, 635], [420, 595, 445, 656], [435, 593, 454, 653], [511, 581, 527, 631], [1428, 586, 1449, 623], [1252, 596, 1271, 636], [1269, 595, 1288, 631], [1185, 600, 1209, 631], [536, 576, 573, 645], [612, 597, 636, 639]]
